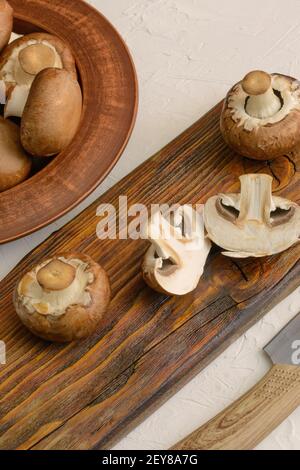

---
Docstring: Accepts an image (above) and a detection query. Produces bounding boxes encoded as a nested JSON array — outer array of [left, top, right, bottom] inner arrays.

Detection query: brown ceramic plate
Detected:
[[0, 0, 138, 244]]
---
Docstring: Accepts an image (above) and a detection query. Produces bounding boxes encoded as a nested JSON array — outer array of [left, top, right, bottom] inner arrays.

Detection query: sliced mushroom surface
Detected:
[[0, 32, 77, 118], [21, 68, 82, 157], [0, 0, 13, 53], [204, 174, 300, 258], [0, 116, 31, 191], [142, 205, 211, 296], [220, 71, 300, 160], [14, 253, 111, 342]]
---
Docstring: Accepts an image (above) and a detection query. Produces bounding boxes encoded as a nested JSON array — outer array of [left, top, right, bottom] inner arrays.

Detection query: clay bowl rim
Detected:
[[0, 0, 138, 244]]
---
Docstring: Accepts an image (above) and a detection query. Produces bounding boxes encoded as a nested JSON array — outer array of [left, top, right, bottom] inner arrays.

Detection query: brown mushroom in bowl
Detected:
[[0, 116, 31, 191], [13, 253, 111, 342], [0, 0, 13, 53], [220, 71, 300, 160], [0, 32, 77, 118], [21, 68, 82, 157], [204, 174, 300, 258]]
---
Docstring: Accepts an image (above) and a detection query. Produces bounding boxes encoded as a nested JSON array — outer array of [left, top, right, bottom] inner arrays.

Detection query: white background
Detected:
[[1, 0, 300, 450]]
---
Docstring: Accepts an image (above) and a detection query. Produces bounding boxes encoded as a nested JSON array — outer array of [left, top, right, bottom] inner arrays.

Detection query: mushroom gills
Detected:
[[14, 252, 111, 343], [142, 205, 211, 295], [220, 71, 300, 160], [204, 174, 300, 258], [18, 257, 94, 316]]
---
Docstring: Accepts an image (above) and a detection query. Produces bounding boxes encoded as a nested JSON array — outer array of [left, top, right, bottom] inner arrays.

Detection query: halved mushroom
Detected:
[[220, 70, 300, 160], [0, 116, 31, 191], [13, 253, 111, 343], [21, 68, 82, 157], [204, 174, 300, 258], [142, 205, 211, 296], [0, 0, 13, 53], [0, 32, 76, 118]]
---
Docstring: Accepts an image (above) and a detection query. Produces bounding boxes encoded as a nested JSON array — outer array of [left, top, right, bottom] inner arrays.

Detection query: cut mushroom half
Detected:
[[13, 253, 111, 342], [204, 174, 300, 258], [142, 205, 211, 296], [0, 32, 77, 118], [220, 70, 300, 160]]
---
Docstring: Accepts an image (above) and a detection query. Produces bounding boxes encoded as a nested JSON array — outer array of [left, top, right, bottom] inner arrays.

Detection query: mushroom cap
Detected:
[[0, 116, 31, 191], [13, 253, 111, 343], [220, 73, 300, 160], [21, 68, 82, 157], [0, 32, 77, 80], [0, 0, 13, 53]]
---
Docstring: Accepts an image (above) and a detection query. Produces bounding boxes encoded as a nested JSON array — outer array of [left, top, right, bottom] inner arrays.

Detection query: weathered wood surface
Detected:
[[0, 102, 299, 450]]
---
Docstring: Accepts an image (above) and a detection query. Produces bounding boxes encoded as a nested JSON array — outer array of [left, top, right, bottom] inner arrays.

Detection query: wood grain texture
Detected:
[[0, 0, 138, 243], [0, 102, 300, 450], [172, 364, 300, 450]]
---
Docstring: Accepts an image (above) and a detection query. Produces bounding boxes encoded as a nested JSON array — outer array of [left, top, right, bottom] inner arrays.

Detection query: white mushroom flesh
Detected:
[[143, 205, 211, 295], [4, 84, 29, 118], [228, 75, 300, 131], [204, 174, 300, 258], [17, 257, 94, 316]]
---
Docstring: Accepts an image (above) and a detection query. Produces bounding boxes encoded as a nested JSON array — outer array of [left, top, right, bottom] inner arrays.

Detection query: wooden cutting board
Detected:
[[0, 102, 300, 450]]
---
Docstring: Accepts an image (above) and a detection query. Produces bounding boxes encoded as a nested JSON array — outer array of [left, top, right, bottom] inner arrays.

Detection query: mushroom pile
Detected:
[[0, 1, 82, 192], [142, 174, 300, 295], [221, 70, 300, 160]]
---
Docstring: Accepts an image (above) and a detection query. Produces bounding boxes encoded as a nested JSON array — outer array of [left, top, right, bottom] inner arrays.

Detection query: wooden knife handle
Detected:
[[171, 364, 300, 450]]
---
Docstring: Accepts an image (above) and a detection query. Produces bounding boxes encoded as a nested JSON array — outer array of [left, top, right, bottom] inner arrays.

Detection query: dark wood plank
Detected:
[[0, 102, 299, 450]]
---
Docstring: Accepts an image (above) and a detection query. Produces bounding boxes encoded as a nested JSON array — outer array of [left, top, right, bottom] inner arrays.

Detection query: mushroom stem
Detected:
[[237, 174, 274, 226], [242, 71, 281, 119], [37, 259, 76, 291], [19, 44, 56, 76]]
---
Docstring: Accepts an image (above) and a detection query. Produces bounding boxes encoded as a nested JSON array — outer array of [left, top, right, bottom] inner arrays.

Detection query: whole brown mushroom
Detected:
[[21, 68, 82, 157], [0, 0, 13, 53], [220, 70, 300, 160], [0, 116, 31, 191], [13, 253, 111, 343]]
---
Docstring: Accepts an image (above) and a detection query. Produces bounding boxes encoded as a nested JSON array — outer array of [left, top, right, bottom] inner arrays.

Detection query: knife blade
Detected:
[[172, 311, 300, 450]]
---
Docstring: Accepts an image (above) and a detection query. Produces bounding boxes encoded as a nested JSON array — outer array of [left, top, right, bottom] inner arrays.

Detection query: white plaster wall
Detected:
[[1, 0, 300, 450]]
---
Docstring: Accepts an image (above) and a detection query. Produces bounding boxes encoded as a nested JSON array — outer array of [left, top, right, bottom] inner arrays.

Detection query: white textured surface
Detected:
[[1, 0, 300, 450]]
